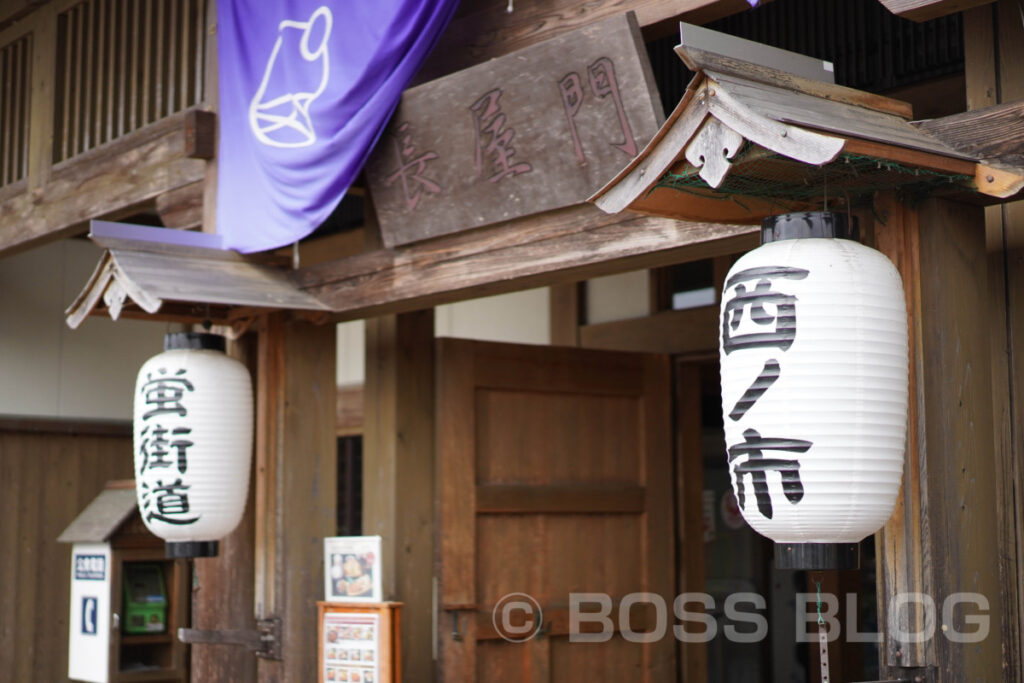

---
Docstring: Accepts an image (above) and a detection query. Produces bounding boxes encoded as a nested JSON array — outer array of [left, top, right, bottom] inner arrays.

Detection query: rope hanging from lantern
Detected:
[[816, 579, 830, 683]]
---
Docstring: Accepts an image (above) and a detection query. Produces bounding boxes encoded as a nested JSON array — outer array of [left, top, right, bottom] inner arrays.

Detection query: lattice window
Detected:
[[53, 0, 207, 164], [0, 33, 31, 189]]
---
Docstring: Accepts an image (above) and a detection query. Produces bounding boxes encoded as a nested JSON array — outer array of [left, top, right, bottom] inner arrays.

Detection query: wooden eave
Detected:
[[57, 485, 137, 544], [65, 222, 330, 329], [590, 47, 1024, 224]]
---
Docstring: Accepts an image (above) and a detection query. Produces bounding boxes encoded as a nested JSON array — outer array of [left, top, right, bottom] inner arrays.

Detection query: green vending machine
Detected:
[[122, 564, 167, 634]]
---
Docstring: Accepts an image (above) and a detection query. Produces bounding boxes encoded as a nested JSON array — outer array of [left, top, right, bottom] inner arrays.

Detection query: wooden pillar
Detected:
[[549, 282, 584, 346], [964, 3, 1024, 679], [255, 314, 337, 683], [191, 333, 258, 681], [874, 195, 1003, 681], [363, 310, 435, 682]]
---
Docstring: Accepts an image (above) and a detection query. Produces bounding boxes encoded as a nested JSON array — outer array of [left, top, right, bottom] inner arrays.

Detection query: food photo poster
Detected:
[[324, 536, 383, 602]]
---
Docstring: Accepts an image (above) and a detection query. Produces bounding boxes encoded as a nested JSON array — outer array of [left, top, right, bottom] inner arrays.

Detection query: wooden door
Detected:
[[437, 339, 676, 681]]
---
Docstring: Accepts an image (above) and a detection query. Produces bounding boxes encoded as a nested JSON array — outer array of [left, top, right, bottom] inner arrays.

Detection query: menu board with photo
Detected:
[[324, 536, 383, 602], [322, 612, 380, 683]]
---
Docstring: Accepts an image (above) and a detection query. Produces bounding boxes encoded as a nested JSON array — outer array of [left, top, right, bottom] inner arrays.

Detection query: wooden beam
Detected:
[[916, 99, 1024, 167], [475, 483, 647, 514], [296, 205, 759, 320], [155, 181, 203, 229], [579, 305, 719, 355], [0, 111, 205, 256], [416, 0, 766, 83], [255, 314, 336, 683], [877, 0, 993, 22], [363, 310, 435, 683]]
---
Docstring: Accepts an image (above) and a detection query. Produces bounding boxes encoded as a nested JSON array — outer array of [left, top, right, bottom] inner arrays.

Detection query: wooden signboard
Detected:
[[318, 602, 402, 683], [365, 12, 664, 247]]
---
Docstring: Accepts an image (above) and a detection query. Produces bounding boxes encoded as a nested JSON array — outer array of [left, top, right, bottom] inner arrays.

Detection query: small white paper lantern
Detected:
[[133, 333, 253, 558], [719, 212, 908, 569]]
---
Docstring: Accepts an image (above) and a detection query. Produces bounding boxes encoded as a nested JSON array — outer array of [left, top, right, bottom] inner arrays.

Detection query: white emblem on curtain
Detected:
[[249, 6, 333, 148]]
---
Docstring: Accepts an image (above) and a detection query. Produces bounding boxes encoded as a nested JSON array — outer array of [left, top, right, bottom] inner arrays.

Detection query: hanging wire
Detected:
[[816, 580, 825, 626]]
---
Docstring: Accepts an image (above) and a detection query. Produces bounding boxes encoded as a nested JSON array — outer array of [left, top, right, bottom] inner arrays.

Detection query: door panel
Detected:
[[437, 339, 676, 681]]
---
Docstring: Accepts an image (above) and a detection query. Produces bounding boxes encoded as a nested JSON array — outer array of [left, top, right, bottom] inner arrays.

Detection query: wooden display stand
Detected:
[[317, 602, 402, 683]]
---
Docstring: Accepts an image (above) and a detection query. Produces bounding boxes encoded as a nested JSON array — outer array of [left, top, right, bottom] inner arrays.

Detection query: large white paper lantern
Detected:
[[133, 333, 253, 558], [719, 212, 908, 569]]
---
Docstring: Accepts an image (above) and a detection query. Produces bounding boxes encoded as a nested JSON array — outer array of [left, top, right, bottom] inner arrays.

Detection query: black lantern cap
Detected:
[[166, 541, 219, 558], [774, 542, 860, 571], [164, 332, 226, 352], [762, 211, 859, 244]]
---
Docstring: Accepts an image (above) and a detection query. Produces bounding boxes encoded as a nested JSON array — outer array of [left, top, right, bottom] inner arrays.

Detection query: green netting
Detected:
[[650, 148, 973, 210]]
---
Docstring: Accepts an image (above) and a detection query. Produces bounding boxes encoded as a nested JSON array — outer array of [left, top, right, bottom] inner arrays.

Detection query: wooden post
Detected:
[[201, 0, 218, 234], [549, 282, 584, 346], [874, 194, 1004, 681], [964, 3, 1024, 679], [363, 310, 435, 683], [255, 314, 337, 683], [190, 333, 258, 681]]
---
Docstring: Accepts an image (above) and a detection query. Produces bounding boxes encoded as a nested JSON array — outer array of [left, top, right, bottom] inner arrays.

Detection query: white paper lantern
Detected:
[[719, 212, 908, 568], [133, 333, 253, 558]]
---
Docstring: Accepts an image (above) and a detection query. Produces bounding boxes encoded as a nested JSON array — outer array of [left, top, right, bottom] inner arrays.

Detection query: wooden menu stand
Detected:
[[318, 602, 402, 683]]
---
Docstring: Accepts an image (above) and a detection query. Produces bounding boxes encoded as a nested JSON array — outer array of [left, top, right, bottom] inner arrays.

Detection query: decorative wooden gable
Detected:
[[590, 23, 1024, 224]]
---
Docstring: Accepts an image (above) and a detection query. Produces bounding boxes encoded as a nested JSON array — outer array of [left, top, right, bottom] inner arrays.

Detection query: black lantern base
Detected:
[[775, 542, 860, 570], [166, 541, 219, 558]]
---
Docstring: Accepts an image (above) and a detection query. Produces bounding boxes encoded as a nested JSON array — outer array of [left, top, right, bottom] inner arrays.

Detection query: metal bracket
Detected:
[[178, 617, 282, 660]]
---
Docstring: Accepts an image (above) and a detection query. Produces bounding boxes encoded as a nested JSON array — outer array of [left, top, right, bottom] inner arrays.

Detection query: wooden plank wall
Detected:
[[0, 420, 133, 683]]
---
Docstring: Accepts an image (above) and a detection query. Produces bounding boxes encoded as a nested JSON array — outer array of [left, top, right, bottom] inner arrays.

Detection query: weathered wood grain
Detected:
[[366, 13, 663, 247], [0, 111, 205, 256], [435, 338, 675, 680], [871, 193, 933, 672], [155, 181, 203, 229], [255, 315, 337, 683], [297, 204, 758, 319], [878, 0, 992, 22], [0, 427, 132, 683], [677, 46, 913, 119], [191, 333, 257, 683], [964, 5, 1024, 680], [916, 100, 1024, 167], [916, 198, 1003, 682], [416, 0, 766, 84], [363, 310, 436, 682]]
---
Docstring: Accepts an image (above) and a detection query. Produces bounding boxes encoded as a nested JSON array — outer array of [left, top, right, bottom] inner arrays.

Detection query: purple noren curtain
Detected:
[[216, 1, 459, 253]]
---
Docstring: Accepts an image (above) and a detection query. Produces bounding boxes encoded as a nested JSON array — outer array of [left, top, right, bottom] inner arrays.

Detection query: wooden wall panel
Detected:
[[0, 423, 133, 683]]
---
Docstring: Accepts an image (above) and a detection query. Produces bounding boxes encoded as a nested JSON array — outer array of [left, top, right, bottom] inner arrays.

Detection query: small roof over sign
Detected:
[[58, 482, 138, 544], [588, 23, 1024, 224], [65, 221, 331, 329]]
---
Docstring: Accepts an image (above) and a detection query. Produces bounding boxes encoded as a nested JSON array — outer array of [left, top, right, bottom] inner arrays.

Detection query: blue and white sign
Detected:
[[74, 554, 106, 581], [69, 543, 111, 682], [216, 0, 460, 253]]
